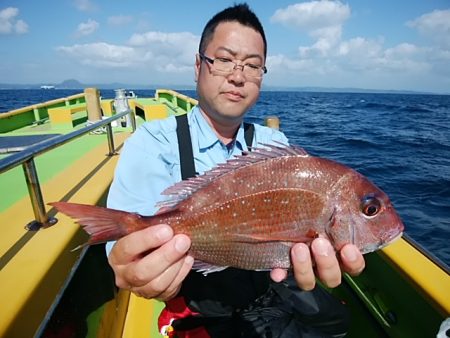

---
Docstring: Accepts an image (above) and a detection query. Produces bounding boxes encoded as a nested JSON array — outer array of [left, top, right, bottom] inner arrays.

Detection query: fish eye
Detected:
[[361, 196, 381, 217]]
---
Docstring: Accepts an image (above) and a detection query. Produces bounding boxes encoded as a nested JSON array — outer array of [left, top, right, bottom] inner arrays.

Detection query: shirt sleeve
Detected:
[[253, 124, 290, 146], [107, 118, 179, 216], [105, 119, 179, 255]]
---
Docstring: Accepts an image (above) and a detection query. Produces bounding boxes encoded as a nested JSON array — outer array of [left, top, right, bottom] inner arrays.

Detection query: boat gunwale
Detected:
[[0, 93, 86, 117], [0, 109, 131, 175]]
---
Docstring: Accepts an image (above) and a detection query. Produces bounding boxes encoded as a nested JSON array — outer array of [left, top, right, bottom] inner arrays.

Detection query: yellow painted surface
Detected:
[[156, 89, 198, 106], [381, 237, 450, 315], [144, 104, 167, 120], [134, 101, 168, 121], [1, 93, 85, 116], [84, 87, 102, 121], [101, 99, 115, 116], [128, 99, 137, 112], [0, 132, 130, 337], [106, 289, 131, 338], [48, 104, 86, 125], [122, 294, 159, 338]]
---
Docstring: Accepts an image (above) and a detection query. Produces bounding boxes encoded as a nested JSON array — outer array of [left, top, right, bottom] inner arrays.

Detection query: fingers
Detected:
[[108, 224, 193, 301], [290, 239, 366, 290], [340, 244, 365, 276], [270, 268, 288, 283], [132, 254, 194, 301], [109, 224, 174, 264], [154, 255, 195, 300], [311, 238, 341, 288], [125, 234, 190, 289], [291, 243, 315, 290]]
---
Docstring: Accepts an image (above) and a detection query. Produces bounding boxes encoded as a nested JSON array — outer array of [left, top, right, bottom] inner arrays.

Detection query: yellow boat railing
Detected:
[[0, 109, 135, 231], [0, 93, 86, 118]]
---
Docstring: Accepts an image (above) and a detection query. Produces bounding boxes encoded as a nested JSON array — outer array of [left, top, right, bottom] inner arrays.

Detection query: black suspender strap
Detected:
[[176, 114, 255, 180], [243, 122, 254, 149], [176, 114, 196, 180]]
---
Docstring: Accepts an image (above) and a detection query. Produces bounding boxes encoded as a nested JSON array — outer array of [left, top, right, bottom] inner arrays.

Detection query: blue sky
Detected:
[[1, 0, 449, 92]]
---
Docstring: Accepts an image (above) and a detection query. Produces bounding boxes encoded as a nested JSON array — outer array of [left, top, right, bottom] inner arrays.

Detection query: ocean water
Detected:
[[1, 89, 449, 267]]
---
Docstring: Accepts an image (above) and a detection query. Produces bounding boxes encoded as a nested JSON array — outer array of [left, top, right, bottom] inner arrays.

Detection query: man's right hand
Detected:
[[107, 224, 193, 301]]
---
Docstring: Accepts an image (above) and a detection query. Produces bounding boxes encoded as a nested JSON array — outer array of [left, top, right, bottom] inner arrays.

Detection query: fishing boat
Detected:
[[0, 88, 448, 338]]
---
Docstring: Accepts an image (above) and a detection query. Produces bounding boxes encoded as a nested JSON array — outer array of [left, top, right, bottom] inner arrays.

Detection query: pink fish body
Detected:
[[51, 144, 404, 271]]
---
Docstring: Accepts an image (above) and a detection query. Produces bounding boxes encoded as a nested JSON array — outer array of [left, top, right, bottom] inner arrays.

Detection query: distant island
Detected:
[[0, 79, 155, 90], [0, 79, 447, 95]]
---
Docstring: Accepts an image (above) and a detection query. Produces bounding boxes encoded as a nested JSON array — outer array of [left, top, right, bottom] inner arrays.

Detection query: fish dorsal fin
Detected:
[[155, 144, 309, 210]]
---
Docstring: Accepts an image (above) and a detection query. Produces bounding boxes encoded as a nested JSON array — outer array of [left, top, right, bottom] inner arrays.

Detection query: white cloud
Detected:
[[14, 19, 28, 34], [267, 3, 450, 91], [267, 54, 317, 73], [337, 37, 384, 62], [271, 1, 350, 30], [73, 0, 97, 12], [270, 36, 430, 78], [0, 7, 29, 35], [57, 31, 200, 74], [76, 19, 99, 37], [128, 31, 199, 67], [271, 1, 350, 57], [108, 15, 133, 26], [407, 9, 450, 49], [57, 42, 138, 68]]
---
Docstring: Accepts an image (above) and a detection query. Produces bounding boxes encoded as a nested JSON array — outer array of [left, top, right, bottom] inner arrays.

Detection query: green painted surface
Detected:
[[152, 301, 165, 337], [330, 251, 444, 337], [0, 134, 106, 211], [135, 98, 158, 105], [0, 95, 87, 132]]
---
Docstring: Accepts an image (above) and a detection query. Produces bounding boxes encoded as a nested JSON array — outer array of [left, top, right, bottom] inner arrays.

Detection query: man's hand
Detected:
[[270, 238, 365, 290], [108, 224, 193, 301]]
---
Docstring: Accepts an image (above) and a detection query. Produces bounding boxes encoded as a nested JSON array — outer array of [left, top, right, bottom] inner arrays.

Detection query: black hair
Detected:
[[199, 3, 267, 59]]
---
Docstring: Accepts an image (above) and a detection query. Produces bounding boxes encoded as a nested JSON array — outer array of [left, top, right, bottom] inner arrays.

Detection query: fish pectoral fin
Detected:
[[192, 260, 229, 275], [231, 232, 312, 244]]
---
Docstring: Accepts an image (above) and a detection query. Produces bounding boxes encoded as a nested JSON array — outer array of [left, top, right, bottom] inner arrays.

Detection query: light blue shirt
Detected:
[[106, 106, 288, 253]]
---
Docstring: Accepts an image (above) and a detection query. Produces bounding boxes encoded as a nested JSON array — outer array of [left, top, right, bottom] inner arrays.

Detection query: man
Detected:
[[107, 3, 364, 337]]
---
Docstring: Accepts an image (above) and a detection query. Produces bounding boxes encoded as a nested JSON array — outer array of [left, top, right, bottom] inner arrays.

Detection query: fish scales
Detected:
[[50, 144, 404, 272], [157, 154, 353, 269], [171, 155, 350, 214], [171, 189, 327, 269]]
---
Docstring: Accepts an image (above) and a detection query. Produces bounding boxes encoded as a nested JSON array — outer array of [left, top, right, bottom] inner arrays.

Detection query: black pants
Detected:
[[174, 272, 349, 338]]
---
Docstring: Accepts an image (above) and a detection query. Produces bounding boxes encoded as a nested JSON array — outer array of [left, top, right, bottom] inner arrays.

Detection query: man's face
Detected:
[[195, 21, 265, 126]]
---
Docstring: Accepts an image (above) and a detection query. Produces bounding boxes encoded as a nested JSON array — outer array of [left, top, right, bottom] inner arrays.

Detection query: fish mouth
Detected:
[[361, 231, 403, 254]]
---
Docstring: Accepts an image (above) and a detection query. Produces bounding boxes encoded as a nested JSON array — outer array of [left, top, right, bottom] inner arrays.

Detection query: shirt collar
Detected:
[[192, 106, 247, 152]]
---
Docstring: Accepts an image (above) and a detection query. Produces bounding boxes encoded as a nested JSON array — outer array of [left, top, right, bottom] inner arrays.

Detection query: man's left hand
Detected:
[[270, 238, 365, 290]]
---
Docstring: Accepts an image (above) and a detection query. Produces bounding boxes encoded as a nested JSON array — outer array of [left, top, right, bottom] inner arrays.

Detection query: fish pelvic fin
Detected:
[[192, 260, 229, 275], [49, 201, 140, 245]]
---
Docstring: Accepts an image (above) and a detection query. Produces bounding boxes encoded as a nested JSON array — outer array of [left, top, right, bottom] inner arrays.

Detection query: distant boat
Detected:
[[40, 85, 55, 89]]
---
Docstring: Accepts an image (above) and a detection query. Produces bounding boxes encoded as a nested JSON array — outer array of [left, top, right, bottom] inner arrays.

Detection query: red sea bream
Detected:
[[50, 144, 404, 271]]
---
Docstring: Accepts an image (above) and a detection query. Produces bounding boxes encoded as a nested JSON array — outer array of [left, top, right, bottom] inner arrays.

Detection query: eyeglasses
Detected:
[[199, 53, 267, 78]]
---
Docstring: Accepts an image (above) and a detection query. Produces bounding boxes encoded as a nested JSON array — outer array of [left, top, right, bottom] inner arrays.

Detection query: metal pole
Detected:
[[129, 109, 137, 132], [22, 158, 57, 230], [106, 123, 116, 156]]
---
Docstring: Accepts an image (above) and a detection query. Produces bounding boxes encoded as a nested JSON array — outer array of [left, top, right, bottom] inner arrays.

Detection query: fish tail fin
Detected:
[[49, 201, 140, 245]]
